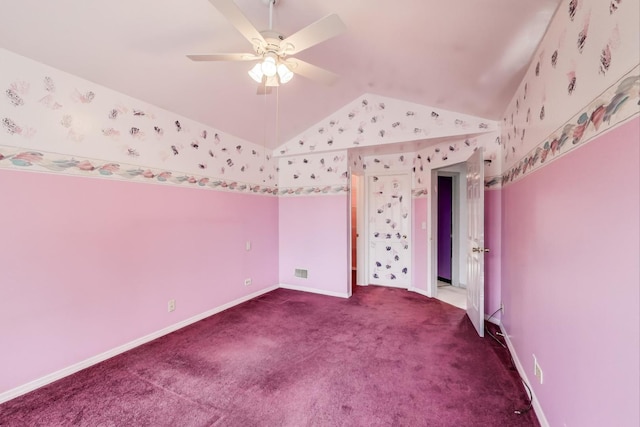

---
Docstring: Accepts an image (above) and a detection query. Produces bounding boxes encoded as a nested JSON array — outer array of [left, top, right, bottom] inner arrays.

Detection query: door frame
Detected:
[[364, 169, 413, 289], [436, 174, 455, 285], [356, 174, 365, 286], [429, 163, 468, 298], [348, 171, 366, 291]]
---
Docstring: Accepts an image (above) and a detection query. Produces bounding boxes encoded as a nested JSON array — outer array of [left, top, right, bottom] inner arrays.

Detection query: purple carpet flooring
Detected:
[[0, 286, 539, 426]]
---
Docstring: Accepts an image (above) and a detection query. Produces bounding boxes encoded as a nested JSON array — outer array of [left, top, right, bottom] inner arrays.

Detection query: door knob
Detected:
[[472, 247, 490, 253]]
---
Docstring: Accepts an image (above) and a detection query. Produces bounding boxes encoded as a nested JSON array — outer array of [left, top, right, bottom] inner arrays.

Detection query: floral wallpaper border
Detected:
[[484, 175, 503, 189], [0, 146, 368, 198], [0, 146, 279, 195], [279, 186, 430, 199], [0, 49, 278, 188], [277, 185, 349, 196], [412, 188, 428, 198], [499, 66, 639, 187], [0, 144, 513, 197]]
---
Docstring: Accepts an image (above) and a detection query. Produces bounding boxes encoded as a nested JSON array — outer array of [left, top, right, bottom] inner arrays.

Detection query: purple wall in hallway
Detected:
[[437, 176, 453, 281]]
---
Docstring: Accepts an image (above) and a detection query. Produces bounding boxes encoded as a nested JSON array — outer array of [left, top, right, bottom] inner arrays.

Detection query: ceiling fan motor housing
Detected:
[[188, 0, 346, 88], [255, 31, 287, 56]]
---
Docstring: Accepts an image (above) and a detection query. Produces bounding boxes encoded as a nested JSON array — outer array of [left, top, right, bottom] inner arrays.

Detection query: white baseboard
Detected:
[[409, 287, 430, 298], [500, 325, 550, 427], [485, 314, 502, 326], [0, 285, 279, 405], [278, 283, 349, 299]]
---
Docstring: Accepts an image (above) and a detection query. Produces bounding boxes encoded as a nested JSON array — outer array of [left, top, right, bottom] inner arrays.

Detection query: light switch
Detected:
[[246, 241, 251, 251], [421, 222, 427, 230]]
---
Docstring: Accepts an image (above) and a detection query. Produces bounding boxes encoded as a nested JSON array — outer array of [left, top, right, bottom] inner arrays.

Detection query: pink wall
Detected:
[[279, 195, 349, 296], [412, 197, 428, 292], [0, 169, 279, 394], [484, 189, 501, 319], [501, 118, 639, 427]]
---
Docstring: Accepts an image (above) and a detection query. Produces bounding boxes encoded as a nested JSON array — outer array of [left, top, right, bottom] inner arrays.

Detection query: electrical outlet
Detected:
[[168, 299, 176, 312], [533, 355, 543, 384], [244, 278, 252, 286], [500, 301, 505, 315]]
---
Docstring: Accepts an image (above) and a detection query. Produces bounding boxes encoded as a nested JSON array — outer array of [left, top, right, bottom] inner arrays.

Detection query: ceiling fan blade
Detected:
[[286, 58, 339, 85], [208, 0, 266, 47], [280, 14, 346, 55], [187, 53, 260, 61]]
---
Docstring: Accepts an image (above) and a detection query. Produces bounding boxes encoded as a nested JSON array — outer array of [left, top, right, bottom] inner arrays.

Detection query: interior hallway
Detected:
[[436, 281, 466, 310]]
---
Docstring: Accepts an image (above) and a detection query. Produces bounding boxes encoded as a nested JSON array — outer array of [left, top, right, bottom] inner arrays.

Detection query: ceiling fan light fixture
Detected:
[[248, 63, 264, 83], [192, 1, 346, 92], [261, 55, 278, 77], [277, 63, 294, 84]]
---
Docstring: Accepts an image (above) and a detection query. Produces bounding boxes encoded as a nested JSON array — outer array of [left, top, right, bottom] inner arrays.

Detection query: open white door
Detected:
[[466, 148, 486, 337]]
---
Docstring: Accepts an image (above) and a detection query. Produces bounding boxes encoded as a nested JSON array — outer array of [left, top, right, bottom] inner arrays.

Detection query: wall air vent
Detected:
[[294, 268, 308, 279]]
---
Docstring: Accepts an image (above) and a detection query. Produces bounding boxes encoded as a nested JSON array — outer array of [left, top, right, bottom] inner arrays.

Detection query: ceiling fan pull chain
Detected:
[[263, 77, 268, 150], [276, 85, 280, 147]]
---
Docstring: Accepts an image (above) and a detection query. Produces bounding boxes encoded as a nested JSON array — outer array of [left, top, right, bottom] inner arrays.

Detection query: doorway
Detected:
[[350, 172, 365, 293], [429, 150, 486, 337], [437, 175, 453, 284], [350, 174, 358, 293], [432, 166, 467, 309]]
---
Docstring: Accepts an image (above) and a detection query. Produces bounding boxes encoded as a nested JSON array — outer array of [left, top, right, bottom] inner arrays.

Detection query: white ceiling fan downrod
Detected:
[[261, 0, 276, 31]]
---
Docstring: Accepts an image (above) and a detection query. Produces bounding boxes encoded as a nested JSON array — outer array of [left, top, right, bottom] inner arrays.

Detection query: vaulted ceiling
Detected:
[[1, 0, 560, 148]]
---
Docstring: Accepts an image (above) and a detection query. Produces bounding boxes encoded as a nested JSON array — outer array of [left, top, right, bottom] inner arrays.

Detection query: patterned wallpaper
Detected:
[[0, 146, 277, 195], [500, 0, 639, 185], [361, 152, 417, 175], [277, 129, 503, 196], [277, 128, 502, 197], [277, 149, 349, 195], [276, 0, 640, 194], [273, 94, 499, 157], [271, 75, 505, 195], [0, 48, 278, 192], [502, 67, 639, 185], [415, 133, 502, 187], [367, 173, 412, 285], [7, 0, 633, 196], [348, 150, 365, 175], [360, 152, 418, 196]]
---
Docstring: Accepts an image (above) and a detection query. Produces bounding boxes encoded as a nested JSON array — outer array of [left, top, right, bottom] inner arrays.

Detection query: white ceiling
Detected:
[[0, 0, 560, 149]]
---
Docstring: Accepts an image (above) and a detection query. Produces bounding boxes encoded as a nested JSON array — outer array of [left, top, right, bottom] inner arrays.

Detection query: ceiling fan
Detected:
[[187, 0, 346, 93]]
